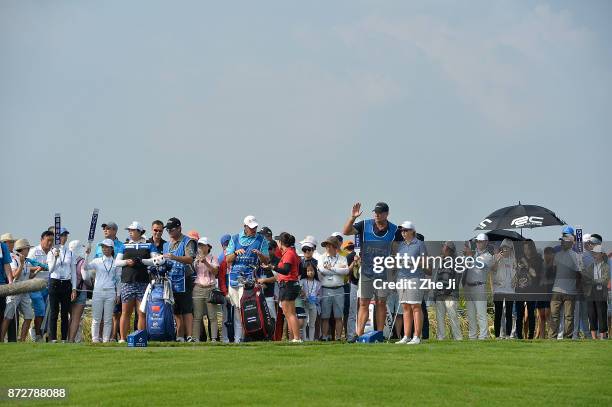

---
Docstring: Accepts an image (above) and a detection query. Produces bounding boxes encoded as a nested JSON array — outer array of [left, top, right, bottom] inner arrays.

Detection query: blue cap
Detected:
[[562, 225, 575, 236], [59, 227, 69, 235], [220, 234, 231, 246]]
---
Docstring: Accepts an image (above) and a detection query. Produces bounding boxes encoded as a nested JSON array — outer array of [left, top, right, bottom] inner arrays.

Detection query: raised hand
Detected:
[[352, 202, 362, 218]]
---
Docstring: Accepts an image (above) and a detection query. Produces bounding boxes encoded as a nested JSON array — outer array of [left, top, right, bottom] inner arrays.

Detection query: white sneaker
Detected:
[[211, 338, 218, 343], [186, 336, 195, 343], [407, 337, 421, 345], [51, 340, 57, 343], [396, 336, 410, 344], [118, 339, 126, 344], [291, 339, 303, 343], [176, 337, 185, 343]]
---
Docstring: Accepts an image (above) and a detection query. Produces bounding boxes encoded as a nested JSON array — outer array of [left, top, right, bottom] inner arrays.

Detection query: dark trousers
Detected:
[[587, 300, 608, 334], [515, 301, 535, 339], [48, 279, 72, 340], [494, 297, 514, 338]]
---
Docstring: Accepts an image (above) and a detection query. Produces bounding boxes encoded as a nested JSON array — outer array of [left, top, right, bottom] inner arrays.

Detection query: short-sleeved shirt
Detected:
[[0, 242, 11, 284], [226, 231, 270, 256], [552, 249, 580, 295], [95, 238, 125, 258], [396, 238, 428, 280], [194, 254, 219, 286], [276, 247, 300, 282], [11, 256, 31, 283], [165, 235, 197, 275], [147, 237, 166, 254]]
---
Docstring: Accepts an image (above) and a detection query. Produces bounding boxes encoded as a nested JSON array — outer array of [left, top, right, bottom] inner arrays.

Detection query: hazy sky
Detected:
[[2, 1, 610, 250]]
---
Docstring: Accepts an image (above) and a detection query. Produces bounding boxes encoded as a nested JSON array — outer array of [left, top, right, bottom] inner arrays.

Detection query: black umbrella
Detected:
[[477, 229, 525, 242], [475, 202, 565, 231]]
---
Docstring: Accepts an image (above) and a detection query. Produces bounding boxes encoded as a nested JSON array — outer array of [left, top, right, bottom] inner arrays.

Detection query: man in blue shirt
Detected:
[[0, 242, 13, 339], [95, 222, 125, 258]]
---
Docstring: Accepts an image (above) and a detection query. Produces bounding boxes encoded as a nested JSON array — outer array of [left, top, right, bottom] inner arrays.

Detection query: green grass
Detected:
[[1, 341, 611, 406]]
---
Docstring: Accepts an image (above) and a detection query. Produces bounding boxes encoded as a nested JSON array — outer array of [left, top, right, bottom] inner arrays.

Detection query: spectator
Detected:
[[0, 239, 34, 341], [147, 220, 167, 253], [0, 239, 13, 340], [549, 234, 581, 339], [463, 233, 493, 340], [490, 239, 517, 339], [192, 237, 220, 342], [68, 240, 88, 342], [317, 236, 348, 341], [26, 230, 53, 342], [258, 240, 278, 329], [225, 215, 269, 343], [270, 232, 301, 342], [114, 221, 158, 342], [395, 221, 428, 345], [82, 239, 121, 343], [300, 261, 321, 341], [342, 202, 401, 337], [217, 234, 233, 343], [97, 221, 125, 341], [1, 234, 18, 342], [513, 240, 541, 339], [433, 241, 462, 340], [162, 217, 197, 342], [582, 245, 609, 339], [47, 228, 77, 342], [344, 240, 359, 342], [535, 247, 555, 339]]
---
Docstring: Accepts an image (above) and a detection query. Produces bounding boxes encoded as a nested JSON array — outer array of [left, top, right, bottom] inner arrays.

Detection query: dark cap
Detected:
[[101, 222, 118, 230], [321, 236, 340, 249], [165, 217, 181, 230], [373, 202, 390, 214], [259, 226, 272, 238]]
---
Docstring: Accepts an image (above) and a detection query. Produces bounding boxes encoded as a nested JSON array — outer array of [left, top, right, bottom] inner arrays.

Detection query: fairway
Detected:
[[1, 341, 611, 406]]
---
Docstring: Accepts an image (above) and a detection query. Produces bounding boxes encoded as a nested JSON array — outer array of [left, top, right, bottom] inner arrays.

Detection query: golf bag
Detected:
[[240, 281, 274, 340], [142, 264, 176, 341]]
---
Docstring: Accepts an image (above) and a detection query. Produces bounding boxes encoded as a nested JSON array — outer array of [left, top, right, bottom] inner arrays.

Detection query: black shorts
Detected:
[[278, 281, 300, 301], [173, 279, 194, 315], [296, 307, 307, 319]]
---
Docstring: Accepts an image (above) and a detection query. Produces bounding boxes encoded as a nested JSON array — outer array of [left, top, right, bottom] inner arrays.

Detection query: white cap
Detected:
[[331, 232, 342, 238], [301, 242, 315, 249], [100, 238, 114, 248], [197, 237, 212, 246], [400, 221, 415, 230], [243, 215, 258, 229], [300, 235, 318, 247], [583, 234, 591, 242], [125, 221, 144, 232], [592, 244, 604, 253], [476, 233, 489, 241]]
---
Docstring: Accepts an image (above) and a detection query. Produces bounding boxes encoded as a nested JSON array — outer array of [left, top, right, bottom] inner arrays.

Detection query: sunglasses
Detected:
[[302, 247, 313, 252], [152, 229, 163, 233]]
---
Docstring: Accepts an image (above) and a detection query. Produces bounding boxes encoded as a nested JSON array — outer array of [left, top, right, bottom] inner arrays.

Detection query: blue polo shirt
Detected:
[[95, 238, 125, 258], [397, 238, 428, 280], [226, 231, 269, 256], [0, 242, 11, 284]]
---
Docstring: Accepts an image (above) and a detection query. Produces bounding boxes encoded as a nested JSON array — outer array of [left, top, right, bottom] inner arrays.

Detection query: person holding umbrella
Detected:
[[490, 239, 517, 339]]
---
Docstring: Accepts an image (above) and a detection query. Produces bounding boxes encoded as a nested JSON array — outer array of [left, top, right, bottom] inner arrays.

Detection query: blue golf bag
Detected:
[[144, 264, 176, 341]]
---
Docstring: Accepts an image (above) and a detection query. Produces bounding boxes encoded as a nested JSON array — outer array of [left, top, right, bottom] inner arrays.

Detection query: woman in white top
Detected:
[[47, 229, 77, 342], [490, 238, 517, 338], [82, 239, 121, 343]]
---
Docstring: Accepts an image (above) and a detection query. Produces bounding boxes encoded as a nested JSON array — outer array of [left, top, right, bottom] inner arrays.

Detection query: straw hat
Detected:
[[0, 233, 15, 242], [14, 239, 32, 252]]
